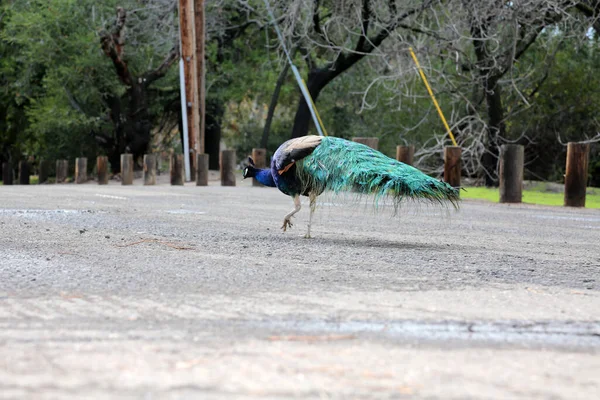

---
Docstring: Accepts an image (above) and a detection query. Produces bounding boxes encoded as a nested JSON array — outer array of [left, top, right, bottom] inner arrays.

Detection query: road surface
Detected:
[[1, 178, 599, 399]]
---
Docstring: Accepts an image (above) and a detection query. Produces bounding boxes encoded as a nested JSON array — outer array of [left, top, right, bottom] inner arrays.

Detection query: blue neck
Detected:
[[255, 169, 276, 187]]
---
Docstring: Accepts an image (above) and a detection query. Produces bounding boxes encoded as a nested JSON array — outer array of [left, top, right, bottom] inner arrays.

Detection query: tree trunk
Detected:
[[471, 18, 505, 187], [123, 83, 151, 165], [205, 98, 223, 170], [481, 77, 505, 187], [261, 60, 291, 148], [291, 68, 335, 138]]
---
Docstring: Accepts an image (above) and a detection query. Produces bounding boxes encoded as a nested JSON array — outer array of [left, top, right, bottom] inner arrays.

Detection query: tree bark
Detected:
[[480, 76, 505, 187], [471, 18, 505, 187], [205, 98, 223, 170], [261, 59, 291, 148]]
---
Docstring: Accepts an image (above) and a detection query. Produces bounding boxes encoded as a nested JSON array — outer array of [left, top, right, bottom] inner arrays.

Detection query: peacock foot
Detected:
[[303, 233, 312, 239], [281, 218, 293, 232]]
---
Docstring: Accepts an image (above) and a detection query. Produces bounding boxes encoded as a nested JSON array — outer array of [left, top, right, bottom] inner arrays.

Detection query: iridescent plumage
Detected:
[[243, 135, 459, 237]]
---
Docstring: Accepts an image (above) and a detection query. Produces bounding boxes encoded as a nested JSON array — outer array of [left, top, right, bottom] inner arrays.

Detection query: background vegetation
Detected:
[[1, 0, 599, 187]]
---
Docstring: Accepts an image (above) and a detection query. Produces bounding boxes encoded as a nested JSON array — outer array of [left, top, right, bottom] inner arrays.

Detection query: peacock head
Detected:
[[242, 157, 257, 179]]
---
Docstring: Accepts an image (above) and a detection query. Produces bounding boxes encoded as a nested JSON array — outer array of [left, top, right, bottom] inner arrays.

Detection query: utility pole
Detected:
[[178, 0, 200, 180], [194, 0, 206, 155]]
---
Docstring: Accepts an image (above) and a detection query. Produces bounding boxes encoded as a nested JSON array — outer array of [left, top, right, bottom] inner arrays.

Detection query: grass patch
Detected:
[[462, 185, 600, 209]]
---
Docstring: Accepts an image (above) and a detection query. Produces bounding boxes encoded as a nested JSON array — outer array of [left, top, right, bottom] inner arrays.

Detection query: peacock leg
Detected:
[[304, 192, 317, 238], [282, 194, 301, 232]]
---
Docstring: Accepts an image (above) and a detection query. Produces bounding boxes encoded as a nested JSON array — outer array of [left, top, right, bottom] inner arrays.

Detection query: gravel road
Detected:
[[1, 178, 599, 399]]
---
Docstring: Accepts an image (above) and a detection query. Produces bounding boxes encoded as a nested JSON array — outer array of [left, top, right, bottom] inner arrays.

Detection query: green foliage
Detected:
[[0, 0, 179, 167], [2, 1, 113, 158], [216, 29, 300, 157], [507, 32, 600, 183]]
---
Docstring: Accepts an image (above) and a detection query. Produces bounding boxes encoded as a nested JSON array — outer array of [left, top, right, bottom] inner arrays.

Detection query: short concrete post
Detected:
[[121, 154, 134, 185], [56, 160, 69, 183], [38, 160, 50, 184], [97, 156, 109, 185], [2, 162, 13, 185], [251, 148, 267, 187], [170, 154, 184, 185], [75, 157, 87, 184], [396, 145, 415, 165], [352, 137, 379, 150], [220, 150, 236, 186], [18, 161, 30, 185], [196, 153, 209, 186], [143, 154, 156, 185], [564, 142, 590, 207], [499, 144, 524, 203], [444, 146, 461, 189]]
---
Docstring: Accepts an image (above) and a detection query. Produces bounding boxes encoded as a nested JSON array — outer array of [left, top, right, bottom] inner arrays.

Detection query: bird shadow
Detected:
[[270, 233, 460, 252]]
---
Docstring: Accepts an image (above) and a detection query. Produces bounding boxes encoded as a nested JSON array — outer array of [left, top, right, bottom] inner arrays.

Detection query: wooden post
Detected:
[[121, 154, 134, 185], [170, 154, 184, 185], [75, 157, 87, 184], [18, 161, 30, 185], [251, 148, 267, 187], [143, 154, 157, 185], [97, 156, 109, 185], [564, 142, 590, 207], [194, 0, 205, 155], [56, 160, 68, 183], [2, 162, 13, 185], [499, 144, 524, 203], [196, 153, 209, 186], [444, 146, 461, 189], [220, 150, 236, 186], [396, 145, 415, 165], [352, 137, 379, 150], [178, 0, 200, 174], [156, 153, 161, 176], [38, 160, 50, 184], [189, 151, 196, 182]]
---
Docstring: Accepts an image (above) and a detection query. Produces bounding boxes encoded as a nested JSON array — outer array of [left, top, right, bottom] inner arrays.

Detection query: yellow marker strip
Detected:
[[409, 47, 458, 147], [301, 78, 328, 137]]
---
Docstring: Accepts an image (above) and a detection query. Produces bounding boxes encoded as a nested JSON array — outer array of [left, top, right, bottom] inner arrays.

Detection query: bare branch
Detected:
[[142, 47, 179, 86], [100, 7, 133, 86]]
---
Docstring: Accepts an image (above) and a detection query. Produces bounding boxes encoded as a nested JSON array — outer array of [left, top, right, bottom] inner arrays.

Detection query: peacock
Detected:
[[243, 135, 459, 238]]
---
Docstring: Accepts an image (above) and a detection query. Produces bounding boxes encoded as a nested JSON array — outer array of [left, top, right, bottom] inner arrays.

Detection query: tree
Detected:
[[256, 1, 598, 185], [263, 0, 438, 139], [1, 0, 180, 173], [99, 6, 179, 171], [339, 0, 594, 184]]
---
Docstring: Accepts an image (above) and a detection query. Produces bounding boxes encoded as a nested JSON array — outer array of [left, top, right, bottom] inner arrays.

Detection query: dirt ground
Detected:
[[0, 177, 599, 399]]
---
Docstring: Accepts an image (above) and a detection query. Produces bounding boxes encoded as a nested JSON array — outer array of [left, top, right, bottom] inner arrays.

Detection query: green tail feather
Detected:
[[296, 137, 459, 208]]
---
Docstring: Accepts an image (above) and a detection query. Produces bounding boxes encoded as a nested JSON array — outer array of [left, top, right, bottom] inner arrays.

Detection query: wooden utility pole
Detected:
[[194, 0, 206, 155], [178, 0, 201, 179]]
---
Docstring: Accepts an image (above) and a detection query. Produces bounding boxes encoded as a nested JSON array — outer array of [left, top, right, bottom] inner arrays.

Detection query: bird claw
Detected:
[[281, 219, 293, 232]]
